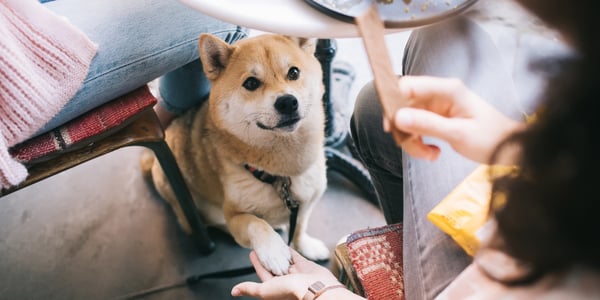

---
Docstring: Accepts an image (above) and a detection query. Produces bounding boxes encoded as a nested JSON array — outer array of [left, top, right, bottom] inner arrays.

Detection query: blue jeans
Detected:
[[38, 0, 246, 135], [350, 15, 569, 299]]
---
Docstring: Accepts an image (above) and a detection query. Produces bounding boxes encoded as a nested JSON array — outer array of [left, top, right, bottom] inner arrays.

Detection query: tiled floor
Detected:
[[0, 30, 410, 300]]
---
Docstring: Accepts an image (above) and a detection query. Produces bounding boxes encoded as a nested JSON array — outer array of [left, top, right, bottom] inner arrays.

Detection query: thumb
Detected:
[[394, 108, 459, 142], [231, 281, 261, 297]]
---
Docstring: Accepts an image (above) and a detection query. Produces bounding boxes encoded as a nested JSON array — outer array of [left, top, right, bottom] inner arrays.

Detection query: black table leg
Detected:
[[314, 39, 378, 204]]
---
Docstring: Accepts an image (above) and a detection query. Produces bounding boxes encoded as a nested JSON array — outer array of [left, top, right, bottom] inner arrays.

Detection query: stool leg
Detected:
[[315, 39, 378, 204], [314, 39, 337, 141], [141, 140, 216, 254]]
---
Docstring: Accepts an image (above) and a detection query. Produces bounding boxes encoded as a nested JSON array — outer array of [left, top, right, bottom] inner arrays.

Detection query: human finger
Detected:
[[231, 281, 261, 297], [394, 108, 463, 144], [289, 248, 309, 264], [400, 137, 441, 160], [249, 251, 275, 281], [397, 76, 469, 109], [288, 248, 316, 274]]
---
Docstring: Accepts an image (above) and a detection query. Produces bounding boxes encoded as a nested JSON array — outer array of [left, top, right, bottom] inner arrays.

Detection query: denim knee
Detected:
[[159, 26, 248, 115]]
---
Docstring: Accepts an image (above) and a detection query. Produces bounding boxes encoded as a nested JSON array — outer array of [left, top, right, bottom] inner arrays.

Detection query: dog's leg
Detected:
[[227, 213, 291, 276], [139, 149, 155, 180], [291, 197, 331, 262]]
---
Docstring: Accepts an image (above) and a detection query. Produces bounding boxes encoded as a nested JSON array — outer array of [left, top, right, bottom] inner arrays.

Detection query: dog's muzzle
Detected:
[[275, 95, 301, 129], [257, 94, 301, 131]]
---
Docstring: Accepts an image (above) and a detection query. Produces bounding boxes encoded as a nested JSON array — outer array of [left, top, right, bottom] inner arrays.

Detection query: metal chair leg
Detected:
[[315, 39, 378, 204]]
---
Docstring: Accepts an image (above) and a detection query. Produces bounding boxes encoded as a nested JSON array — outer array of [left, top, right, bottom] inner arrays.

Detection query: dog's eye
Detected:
[[242, 77, 261, 91], [287, 67, 300, 81]]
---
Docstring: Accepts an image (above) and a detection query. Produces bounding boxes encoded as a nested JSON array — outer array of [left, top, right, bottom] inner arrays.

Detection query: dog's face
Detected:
[[198, 34, 324, 146]]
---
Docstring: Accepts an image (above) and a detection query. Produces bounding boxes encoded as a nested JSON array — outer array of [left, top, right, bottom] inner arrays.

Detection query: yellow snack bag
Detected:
[[427, 165, 515, 256]]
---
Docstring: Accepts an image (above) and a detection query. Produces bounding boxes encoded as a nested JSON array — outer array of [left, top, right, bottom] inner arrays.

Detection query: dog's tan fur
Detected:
[[141, 34, 329, 275]]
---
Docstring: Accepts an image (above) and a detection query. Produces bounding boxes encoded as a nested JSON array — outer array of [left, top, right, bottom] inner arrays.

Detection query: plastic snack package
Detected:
[[427, 164, 516, 256]]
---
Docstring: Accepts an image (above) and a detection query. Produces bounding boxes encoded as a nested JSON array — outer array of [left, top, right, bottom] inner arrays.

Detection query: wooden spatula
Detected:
[[355, 4, 410, 144]]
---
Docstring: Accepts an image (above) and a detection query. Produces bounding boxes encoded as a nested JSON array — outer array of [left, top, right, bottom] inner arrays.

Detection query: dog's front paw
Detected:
[[295, 235, 330, 261], [254, 237, 292, 276]]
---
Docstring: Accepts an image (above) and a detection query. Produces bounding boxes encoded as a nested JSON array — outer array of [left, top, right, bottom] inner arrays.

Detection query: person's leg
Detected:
[[401, 15, 572, 298], [351, 17, 502, 298], [350, 84, 404, 224], [351, 14, 565, 298], [154, 59, 209, 126], [37, 0, 246, 134]]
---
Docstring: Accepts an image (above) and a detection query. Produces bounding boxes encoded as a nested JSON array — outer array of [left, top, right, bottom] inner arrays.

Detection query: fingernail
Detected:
[[395, 111, 412, 127], [231, 287, 240, 296]]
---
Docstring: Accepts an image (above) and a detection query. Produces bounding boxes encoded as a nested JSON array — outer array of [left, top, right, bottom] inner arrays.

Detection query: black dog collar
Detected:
[[244, 164, 299, 245]]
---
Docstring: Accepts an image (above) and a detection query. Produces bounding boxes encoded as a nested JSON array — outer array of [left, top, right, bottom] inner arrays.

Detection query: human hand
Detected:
[[231, 248, 347, 300], [384, 76, 525, 164]]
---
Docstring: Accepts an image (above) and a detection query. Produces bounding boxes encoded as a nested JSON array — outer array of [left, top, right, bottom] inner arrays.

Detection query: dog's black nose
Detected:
[[274, 94, 298, 115]]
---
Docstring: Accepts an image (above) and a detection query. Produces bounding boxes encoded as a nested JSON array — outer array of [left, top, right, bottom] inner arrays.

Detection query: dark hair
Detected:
[[490, 0, 600, 283]]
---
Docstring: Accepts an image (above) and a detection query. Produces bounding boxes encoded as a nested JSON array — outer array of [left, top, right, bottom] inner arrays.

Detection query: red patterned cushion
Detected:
[[346, 223, 405, 300], [10, 86, 157, 164]]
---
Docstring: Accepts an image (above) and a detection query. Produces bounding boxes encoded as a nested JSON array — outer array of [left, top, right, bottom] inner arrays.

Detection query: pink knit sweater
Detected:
[[0, 0, 97, 188]]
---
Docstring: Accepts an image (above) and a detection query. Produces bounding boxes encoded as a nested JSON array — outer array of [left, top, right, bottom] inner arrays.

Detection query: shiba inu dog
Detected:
[[142, 33, 329, 275]]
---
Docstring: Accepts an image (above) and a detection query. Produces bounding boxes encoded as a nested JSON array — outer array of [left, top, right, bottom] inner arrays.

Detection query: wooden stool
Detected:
[[3, 86, 215, 254]]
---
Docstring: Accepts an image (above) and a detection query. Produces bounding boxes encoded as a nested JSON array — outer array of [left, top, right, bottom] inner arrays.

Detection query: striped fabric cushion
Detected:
[[346, 223, 405, 300], [10, 86, 157, 164]]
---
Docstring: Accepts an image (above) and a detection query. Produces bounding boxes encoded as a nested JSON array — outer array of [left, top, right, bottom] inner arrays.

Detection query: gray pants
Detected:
[[350, 14, 569, 299]]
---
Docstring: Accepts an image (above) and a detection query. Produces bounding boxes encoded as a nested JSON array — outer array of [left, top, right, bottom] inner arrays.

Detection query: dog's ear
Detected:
[[286, 36, 317, 55], [198, 34, 233, 80]]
